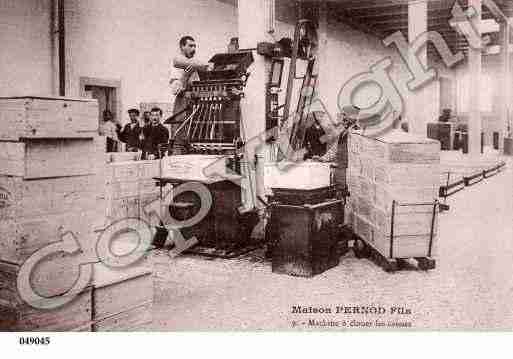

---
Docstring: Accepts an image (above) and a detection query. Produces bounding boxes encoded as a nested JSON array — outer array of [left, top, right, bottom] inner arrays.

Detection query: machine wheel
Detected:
[[353, 239, 370, 259], [382, 259, 398, 273]]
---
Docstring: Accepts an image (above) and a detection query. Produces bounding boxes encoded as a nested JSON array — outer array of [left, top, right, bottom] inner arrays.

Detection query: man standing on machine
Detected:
[[168, 36, 211, 154]]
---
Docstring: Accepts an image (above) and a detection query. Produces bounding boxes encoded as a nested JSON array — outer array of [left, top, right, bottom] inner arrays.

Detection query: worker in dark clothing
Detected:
[[139, 111, 152, 159], [303, 112, 328, 160], [144, 107, 169, 159], [118, 108, 142, 152], [312, 105, 360, 199]]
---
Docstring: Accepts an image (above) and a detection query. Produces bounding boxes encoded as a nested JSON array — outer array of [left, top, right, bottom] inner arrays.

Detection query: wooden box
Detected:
[[92, 263, 153, 331], [0, 175, 102, 220], [427, 122, 453, 150], [264, 161, 333, 192], [269, 199, 344, 277], [0, 209, 103, 265], [347, 130, 440, 259], [0, 173, 104, 264], [0, 137, 104, 179], [0, 249, 92, 301], [92, 302, 152, 332], [102, 160, 162, 227], [0, 286, 92, 332], [0, 96, 98, 141]]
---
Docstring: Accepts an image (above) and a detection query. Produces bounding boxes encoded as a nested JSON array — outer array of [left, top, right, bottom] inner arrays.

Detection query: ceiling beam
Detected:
[[349, 7, 451, 20], [483, 0, 508, 22], [330, 5, 383, 39]]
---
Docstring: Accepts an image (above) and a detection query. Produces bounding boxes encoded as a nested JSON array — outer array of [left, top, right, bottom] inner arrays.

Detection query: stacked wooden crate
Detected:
[[0, 96, 105, 331], [91, 261, 153, 331], [346, 129, 441, 260], [102, 160, 162, 227]]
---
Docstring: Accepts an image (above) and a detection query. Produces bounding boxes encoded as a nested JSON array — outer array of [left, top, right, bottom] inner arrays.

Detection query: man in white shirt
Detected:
[[169, 36, 211, 153], [169, 36, 208, 96]]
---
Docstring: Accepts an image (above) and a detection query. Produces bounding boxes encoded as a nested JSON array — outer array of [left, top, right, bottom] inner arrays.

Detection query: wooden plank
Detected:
[[374, 232, 438, 259], [93, 302, 152, 332], [0, 142, 25, 177], [92, 270, 152, 322], [0, 138, 104, 179], [0, 97, 98, 141], [0, 253, 86, 301], [24, 139, 101, 179], [0, 175, 102, 221], [138, 160, 160, 179], [0, 287, 92, 332], [105, 196, 140, 223], [0, 209, 103, 264], [106, 162, 140, 183]]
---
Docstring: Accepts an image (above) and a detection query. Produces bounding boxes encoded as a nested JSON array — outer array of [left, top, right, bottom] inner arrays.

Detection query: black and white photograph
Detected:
[[0, 0, 512, 349]]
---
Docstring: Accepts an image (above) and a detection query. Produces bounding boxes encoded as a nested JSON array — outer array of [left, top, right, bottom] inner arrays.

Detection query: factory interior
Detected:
[[1, 0, 513, 331]]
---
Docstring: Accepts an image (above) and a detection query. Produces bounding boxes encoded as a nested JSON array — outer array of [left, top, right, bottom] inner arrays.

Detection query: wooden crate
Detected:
[[0, 137, 105, 179], [0, 175, 102, 220], [0, 253, 90, 302], [0, 96, 98, 141], [92, 302, 152, 332], [102, 160, 163, 226], [348, 130, 440, 259], [0, 287, 92, 332], [92, 263, 152, 331], [0, 208, 103, 264], [0, 172, 105, 264]]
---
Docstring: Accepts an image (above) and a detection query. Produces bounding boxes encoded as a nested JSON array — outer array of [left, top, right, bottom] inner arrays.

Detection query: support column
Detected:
[[316, 2, 329, 100], [408, 0, 428, 135], [238, 0, 274, 154], [499, 21, 510, 153], [238, 0, 274, 209], [468, 0, 483, 155]]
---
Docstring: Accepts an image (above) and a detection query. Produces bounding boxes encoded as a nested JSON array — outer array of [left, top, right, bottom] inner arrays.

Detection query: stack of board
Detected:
[[102, 160, 164, 227], [0, 96, 105, 331], [91, 258, 153, 332], [346, 129, 441, 260]]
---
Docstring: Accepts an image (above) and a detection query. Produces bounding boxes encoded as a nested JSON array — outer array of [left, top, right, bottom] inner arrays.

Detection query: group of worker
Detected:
[[99, 35, 209, 158], [100, 107, 169, 159], [101, 33, 362, 163]]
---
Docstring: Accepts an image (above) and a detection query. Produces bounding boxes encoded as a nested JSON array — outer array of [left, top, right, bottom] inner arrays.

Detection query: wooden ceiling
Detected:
[[323, 0, 513, 59], [220, 0, 513, 61]]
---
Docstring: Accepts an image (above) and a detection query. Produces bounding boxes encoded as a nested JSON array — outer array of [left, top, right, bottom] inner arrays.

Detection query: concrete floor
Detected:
[[150, 158, 513, 331]]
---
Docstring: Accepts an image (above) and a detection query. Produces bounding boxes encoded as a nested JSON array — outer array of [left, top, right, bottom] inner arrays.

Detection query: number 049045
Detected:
[[19, 337, 50, 345]]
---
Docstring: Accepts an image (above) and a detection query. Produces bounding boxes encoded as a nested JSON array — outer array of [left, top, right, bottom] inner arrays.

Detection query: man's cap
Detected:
[[128, 108, 140, 115]]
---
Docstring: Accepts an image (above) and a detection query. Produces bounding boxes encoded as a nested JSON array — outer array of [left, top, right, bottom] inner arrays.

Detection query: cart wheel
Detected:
[[353, 239, 370, 259]]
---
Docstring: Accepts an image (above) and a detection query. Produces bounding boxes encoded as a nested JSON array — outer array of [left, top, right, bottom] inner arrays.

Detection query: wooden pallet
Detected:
[[352, 236, 436, 273]]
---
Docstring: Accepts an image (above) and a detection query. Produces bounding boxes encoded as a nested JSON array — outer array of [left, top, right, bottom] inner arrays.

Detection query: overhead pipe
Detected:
[[58, 0, 65, 96]]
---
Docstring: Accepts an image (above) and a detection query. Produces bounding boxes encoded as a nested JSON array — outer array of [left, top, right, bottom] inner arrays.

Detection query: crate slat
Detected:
[[0, 97, 98, 141], [347, 131, 440, 259]]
